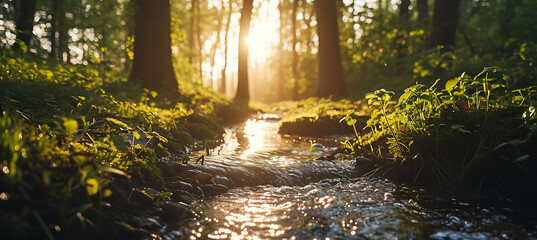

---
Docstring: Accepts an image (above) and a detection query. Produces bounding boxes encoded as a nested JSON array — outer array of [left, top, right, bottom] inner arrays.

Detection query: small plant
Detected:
[[365, 89, 404, 155]]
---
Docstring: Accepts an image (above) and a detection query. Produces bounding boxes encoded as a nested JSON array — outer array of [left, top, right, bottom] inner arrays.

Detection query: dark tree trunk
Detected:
[[291, 0, 300, 100], [396, 0, 410, 59], [235, 0, 253, 101], [57, 0, 69, 62], [315, 0, 346, 98], [220, 0, 233, 94], [429, 0, 460, 51], [129, 0, 178, 94], [14, 0, 37, 51], [399, 0, 410, 21], [49, 0, 58, 59], [417, 0, 429, 26]]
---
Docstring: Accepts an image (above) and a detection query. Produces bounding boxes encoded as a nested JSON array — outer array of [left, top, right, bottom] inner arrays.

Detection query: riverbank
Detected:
[[0, 54, 249, 239], [273, 71, 537, 204]]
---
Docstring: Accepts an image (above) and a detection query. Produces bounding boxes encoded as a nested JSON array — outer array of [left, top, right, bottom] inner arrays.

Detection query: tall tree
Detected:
[[188, 0, 196, 65], [276, 0, 285, 101], [235, 0, 254, 101], [315, 0, 346, 98], [429, 0, 460, 51], [209, 1, 224, 90], [220, 0, 233, 94], [129, 0, 178, 93], [14, 0, 37, 51], [416, 0, 429, 27], [57, 0, 69, 62], [399, 0, 410, 21], [49, 0, 58, 59], [291, 0, 300, 100]]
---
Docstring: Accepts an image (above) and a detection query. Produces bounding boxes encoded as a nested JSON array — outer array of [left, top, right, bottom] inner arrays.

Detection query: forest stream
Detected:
[[160, 114, 537, 240]]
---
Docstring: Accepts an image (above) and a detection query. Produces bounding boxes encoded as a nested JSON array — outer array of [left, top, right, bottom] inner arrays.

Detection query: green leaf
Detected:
[[365, 93, 376, 99], [106, 118, 129, 130], [63, 118, 78, 137], [399, 91, 412, 104], [15, 39, 27, 53], [445, 77, 461, 91], [514, 155, 530, 162], [347, 119, 357, 126], [109, 134, 128, 151], [491, 84, 505, 90], [102, 189, 112, 198], [133, 130, 141, 140], [86, 178, 99, 196]]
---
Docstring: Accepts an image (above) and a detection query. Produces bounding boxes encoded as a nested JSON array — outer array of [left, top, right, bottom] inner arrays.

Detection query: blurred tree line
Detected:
[[1, 0, 535, 102]]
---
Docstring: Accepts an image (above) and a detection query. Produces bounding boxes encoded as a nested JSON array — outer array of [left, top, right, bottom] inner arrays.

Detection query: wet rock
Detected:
[[166, 180, 193, 192], [201, 184, 229, 196], [155, 161, 187, 177], [129, 189, 153, 206], [315, 155, 335, 161], [116, 221, 151, 239], [155, 201, 197, 225], [182, 169, 213, 183], [170, 189, 195, 204], [137, 217, 164, 231], [355, 156, 376, 176], [212, 175, 235, 188]]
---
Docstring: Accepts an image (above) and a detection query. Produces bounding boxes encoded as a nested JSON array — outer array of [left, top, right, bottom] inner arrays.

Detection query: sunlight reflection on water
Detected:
[[173, 118, 537, 240]]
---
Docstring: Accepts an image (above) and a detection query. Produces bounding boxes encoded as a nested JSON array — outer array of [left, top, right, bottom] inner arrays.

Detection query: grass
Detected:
[[0, 51, 229, 239], [268, 97, 369, 136], [347, 67, 537, 198]]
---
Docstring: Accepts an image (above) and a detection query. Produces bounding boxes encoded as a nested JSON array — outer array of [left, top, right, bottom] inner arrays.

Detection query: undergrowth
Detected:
[[345, 67, 537, 196], [0, 51, 226, 238]]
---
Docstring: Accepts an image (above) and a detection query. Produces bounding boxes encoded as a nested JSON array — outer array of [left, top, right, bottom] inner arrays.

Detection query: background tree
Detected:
[[13, 0, 37, 51], [129, 0, 178, 94], [416, 0, 429, 28], [315, 0, 346, 98], [290, 0, 300, 100], [235, 0, 253, 101], [220, 0, 234, 94], [429, 0, 460, 51]]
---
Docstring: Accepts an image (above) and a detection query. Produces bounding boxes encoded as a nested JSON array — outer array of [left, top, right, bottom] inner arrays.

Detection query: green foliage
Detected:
[[0, 52, 227, 238], [353, 67, 537, 192], [339, 0, 537, 99], [0, 112, 117, 238]]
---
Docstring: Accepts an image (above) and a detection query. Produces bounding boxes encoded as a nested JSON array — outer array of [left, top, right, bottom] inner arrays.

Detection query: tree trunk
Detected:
[[49, 0, 58, 59], [277, 0, 285, 101], [220, 0, 233, 94], [315, 0, 346, 98], [129, 0, 178, 94], [210, 1, 224, 91], [235, 0, 253, 101], [399, 0, 410, 21], [189, 0, 196, 65], [429, 0, 460, 51], [417, 0, 429, 27], [57, 0, 69, 62], [396, 0, 410, 59], [196, 0, 203, 83], [291, 0, 300, 100], [14, 0, 37, 51]]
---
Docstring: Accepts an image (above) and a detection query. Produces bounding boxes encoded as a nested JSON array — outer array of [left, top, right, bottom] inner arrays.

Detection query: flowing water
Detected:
[[165, 115, 537, 240]]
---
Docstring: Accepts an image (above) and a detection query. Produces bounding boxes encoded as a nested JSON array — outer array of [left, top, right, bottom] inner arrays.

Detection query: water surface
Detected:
[[167, 116, 537, 240]]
